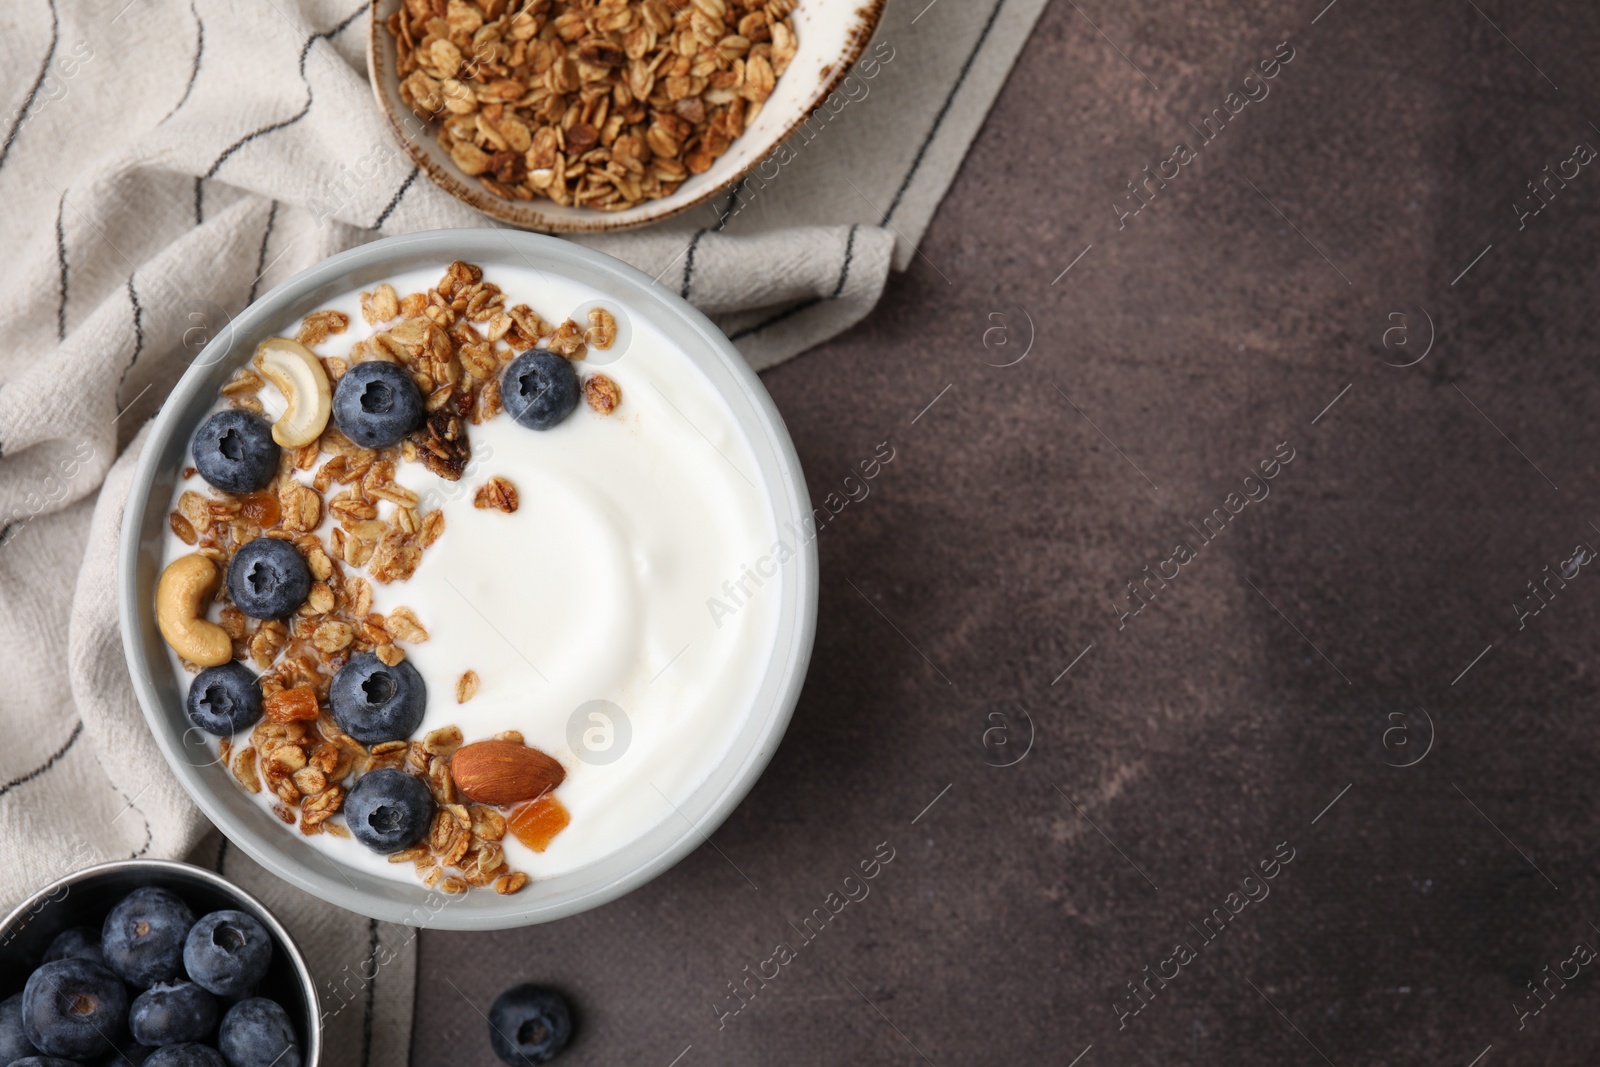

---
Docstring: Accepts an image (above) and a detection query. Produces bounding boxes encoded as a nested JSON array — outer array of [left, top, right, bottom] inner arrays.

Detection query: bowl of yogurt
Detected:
[[118, 229, 816, 929]]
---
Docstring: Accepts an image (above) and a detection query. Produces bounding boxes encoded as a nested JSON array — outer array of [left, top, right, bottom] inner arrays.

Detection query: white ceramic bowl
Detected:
[[118, 230, 817, 929], [366, 0, 887, 232]]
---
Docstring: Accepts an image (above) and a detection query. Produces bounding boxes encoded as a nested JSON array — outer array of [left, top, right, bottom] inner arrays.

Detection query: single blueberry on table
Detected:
[[328, 652, 426, 744], [501, 351, 579, 431], [217, 998, 300, 1067], [0, 992, 37, 1061], [21, 959, 129, 1061], [143, 1043, 226, 1067], [332, 360, 425, 448], [344, 768, 435, 854], [101, 886, 196, 989], [183, 911, 272, 999], [225, 538, 311, 620], [487, 984, 571, 1066], [185, 662, 263, 736], [128, 980, 219, 1047], [192, 410, 279, 494], [41, 925, 103, 966]]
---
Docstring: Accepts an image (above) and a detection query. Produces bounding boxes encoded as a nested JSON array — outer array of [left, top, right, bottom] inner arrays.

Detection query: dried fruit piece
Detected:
[[413, 409, 471, 481], [264, 685, 320, 724], [508, 794, 571, 853]]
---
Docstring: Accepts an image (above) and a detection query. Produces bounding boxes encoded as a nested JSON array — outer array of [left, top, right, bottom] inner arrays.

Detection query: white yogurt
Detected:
[[162, 264, 782, 884]]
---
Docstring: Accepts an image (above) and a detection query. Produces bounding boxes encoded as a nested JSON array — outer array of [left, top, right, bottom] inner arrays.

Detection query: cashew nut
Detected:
[[253, 337, 331, 448], [156, 554, 233, 666]]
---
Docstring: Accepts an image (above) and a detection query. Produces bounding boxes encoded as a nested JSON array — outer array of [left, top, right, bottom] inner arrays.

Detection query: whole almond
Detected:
[[450, 740, 565, 806]]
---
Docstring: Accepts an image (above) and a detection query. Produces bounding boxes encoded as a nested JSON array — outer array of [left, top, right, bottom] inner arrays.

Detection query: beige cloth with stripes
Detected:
[[0, 0, 1047, 1058]]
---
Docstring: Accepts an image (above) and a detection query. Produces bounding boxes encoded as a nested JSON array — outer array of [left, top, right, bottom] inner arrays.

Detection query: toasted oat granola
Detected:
[[473, 475, 519, 512], [388, 0, 798, 211], [173, 259, 625, 896]]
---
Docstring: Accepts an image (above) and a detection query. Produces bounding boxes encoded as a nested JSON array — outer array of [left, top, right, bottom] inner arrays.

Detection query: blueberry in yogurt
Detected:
[[185, 662, 263, 736], [344, 768, 435, 854], [191, 410, 279, 494], [329, 652, 426, 744], [332, 360, 424, 448], [183, 911, 272, 999], [502, 351, 579, 431], [225, 538, 311, 619]]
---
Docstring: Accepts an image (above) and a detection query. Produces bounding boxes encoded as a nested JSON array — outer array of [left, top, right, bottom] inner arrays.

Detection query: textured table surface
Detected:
[[414, 1, 1600, 1063]]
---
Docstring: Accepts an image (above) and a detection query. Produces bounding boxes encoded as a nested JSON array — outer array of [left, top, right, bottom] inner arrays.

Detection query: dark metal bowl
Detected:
[[0, 858, 321, 1065]]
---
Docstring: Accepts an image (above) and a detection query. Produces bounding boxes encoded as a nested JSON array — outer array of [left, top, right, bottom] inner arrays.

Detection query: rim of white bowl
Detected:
[[118, 229, 817, 929]]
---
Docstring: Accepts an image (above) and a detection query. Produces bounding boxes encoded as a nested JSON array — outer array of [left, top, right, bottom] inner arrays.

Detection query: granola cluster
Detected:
[[171, 260, 615, 895], [388, 0, 799, 210]]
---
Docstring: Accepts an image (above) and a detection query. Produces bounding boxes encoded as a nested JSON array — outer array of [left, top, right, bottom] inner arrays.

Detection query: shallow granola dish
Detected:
[[0, 859, 321, 1066], [367, 0, 887, 232], [119, 230, 817, 928]]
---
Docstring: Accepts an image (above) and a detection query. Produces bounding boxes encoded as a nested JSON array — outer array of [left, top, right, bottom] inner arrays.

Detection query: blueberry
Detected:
[[185, 662, 263, 737], [225, 538, 311, 619], [7, 1057, 84, 1067], [101, 1042, 159, 1066], [217, 998, 300, 1067], [343, 768, 435, 854], [487, 984, 571, 1066], [183, 911, 272, 999], [21, 959, 128, 1061], [0, 993, 36, 1062], [332, 361, 424, 448], [502, 351, 579, 431], [128, 981, 218, 1047], [192, 410, 279, 494], [41, 925, 103, 966], [101, 887, 195, 989], [328, 653, 425, 744], [144, 1044, 226, 1067]]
